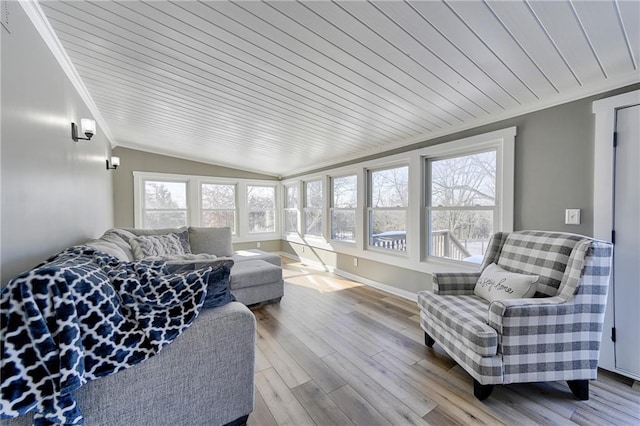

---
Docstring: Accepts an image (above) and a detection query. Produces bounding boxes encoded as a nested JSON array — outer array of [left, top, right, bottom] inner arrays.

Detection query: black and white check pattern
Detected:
[[432, 272, 480, 295], [418, 293, 496, 356], [418, 231, 613, 386], [496, 231, 585, 297]]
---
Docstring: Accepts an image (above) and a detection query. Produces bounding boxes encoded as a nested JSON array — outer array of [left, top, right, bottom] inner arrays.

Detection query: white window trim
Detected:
[[247, 184, 277, 235], [302, 178, 324, 239], [329, 173, 358, 245], [366, 163, 410, 256], [133, 171, 280, 243], [199, 181, 237, 235], [425, 147, 499, 265], [281, 126, 516, 275], [283, 183, 300, 235]]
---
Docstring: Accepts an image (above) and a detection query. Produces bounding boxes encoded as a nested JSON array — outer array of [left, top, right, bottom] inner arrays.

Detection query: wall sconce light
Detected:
[[71, 118, 96, 141], [106, 156, 120, 170]]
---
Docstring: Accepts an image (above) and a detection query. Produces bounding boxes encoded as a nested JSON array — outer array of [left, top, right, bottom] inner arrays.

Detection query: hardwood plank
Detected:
[[373, 350, 505, 425], [254, 346, 272, 373], [423, 405, 467, 426], [328, 385, 391, 426], [380, 295, 421, 317], [259, 313, 346, 394], [314, 327, 437, 417], [322, 352, 430, 425], [291, 380, 354, 426], [254, 368, 314, 426], [263, 303, 336, 358], [256, 321, 311, 389], [347, 310, 430, 363], [247, 387, 278, 426]]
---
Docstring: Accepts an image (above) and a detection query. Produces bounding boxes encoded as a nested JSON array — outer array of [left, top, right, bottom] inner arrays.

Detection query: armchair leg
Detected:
[[473, 380, 494, 401], [424, 332, 435, 347], [567, 380, 589, 400]]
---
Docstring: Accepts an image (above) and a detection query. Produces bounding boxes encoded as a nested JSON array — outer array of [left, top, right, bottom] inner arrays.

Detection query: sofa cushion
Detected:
[[474, 263, 538, 302], [101, 229, 137, 261], [232, 249, 282, 267], [189, 227, 233, 257], [130, 233, 191, 260], [418, 291, 497, 357], [230, 260, 282, 290]]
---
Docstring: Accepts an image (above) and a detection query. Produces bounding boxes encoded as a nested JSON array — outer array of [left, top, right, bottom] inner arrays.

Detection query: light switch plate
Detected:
[[565, 209, 581, 225]]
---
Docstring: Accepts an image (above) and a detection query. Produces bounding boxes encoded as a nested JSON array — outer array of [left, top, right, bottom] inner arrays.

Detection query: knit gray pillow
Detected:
[[130, 233, 189, 260]]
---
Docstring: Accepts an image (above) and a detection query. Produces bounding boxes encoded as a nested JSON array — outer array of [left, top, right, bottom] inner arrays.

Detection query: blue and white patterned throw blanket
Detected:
[[1, 246, 211, 425]]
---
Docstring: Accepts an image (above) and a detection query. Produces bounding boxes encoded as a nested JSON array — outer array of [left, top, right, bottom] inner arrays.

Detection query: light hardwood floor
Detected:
[[247, 258, 640, 426]]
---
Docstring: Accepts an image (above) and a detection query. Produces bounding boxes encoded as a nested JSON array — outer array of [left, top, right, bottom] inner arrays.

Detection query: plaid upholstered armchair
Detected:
[[417, 231, 613, 401]]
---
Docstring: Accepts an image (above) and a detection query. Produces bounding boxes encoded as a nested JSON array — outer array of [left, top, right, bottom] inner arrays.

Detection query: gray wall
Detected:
[[112, 147, 278, 228], [1, 2, 114, 284], [282, 84, 640, 295]]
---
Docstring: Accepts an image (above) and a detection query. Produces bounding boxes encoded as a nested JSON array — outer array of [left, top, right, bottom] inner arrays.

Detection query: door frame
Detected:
[[592, 89, 640, 379]]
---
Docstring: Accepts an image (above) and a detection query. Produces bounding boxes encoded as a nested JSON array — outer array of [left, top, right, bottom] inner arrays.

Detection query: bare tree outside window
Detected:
[[304, 180, 323, 237], [201, 183, 236, 233], [331, 175, 357, 242], [248, 185, 275, 233], [284, 185, 299, 234], [144, 181, 187, 228], [428, 150, 496, 263], [369, 166, 408, 252]]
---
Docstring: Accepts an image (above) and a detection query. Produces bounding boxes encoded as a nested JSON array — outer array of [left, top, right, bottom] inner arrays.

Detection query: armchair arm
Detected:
[[487, 296, 572, 335], [432, 272, 480, 295]]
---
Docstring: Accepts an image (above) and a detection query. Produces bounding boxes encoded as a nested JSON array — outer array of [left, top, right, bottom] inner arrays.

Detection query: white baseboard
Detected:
[[277, 251, 418, 302]]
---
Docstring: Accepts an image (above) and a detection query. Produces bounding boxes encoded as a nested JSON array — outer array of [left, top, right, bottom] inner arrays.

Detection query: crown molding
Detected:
[[19, 0, 115, 146]]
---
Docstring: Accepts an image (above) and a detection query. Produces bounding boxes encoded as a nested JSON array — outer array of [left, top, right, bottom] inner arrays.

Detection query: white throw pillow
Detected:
[[474, 263, 539, 302]]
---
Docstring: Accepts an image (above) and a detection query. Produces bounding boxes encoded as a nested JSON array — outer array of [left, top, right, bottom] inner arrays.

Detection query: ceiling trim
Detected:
[[19, 0, 116, 146], [284, 72, 640, 177]]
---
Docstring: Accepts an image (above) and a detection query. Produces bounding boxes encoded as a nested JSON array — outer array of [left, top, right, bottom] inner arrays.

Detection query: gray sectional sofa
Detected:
[[87, 226, 284, 306], [2, 226, 283, 426]]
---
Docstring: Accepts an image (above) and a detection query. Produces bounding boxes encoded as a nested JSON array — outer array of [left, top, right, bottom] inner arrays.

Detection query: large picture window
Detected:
[[201, 183, 236, 233], [331, 175, 357, 242], [427, 150, 497, 263], [143, 180, 188, 229], [284, 185, 299, 234], [247, 185, 276, 233], [368, 166, 408, 252], [304, 180, 323, 237]]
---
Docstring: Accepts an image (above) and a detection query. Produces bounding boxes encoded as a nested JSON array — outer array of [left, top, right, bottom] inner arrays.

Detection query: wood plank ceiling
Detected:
[[39, 0, 639, 176]]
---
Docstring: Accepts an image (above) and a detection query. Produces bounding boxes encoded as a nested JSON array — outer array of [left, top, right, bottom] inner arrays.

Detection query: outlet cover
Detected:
[[256, 242, 261, 248], [565, 209, 581, 225], [353, 258, 358, 267]]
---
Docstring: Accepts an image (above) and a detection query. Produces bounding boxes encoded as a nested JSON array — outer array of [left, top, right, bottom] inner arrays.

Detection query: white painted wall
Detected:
[[1, 2, 114, 284]]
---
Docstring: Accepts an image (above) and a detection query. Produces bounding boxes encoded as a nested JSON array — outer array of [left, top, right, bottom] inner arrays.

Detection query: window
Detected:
[[201, 183, 236, 233], [143, 180, 188, 228], [284, 185, 299, 234], [247, 185, 276, 233], [135, 172, 280, 238], [427, 150, 497, 263], [331, 175, 357, 242], [304, 180, 323, 237], [368, 166, 408, 252]]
